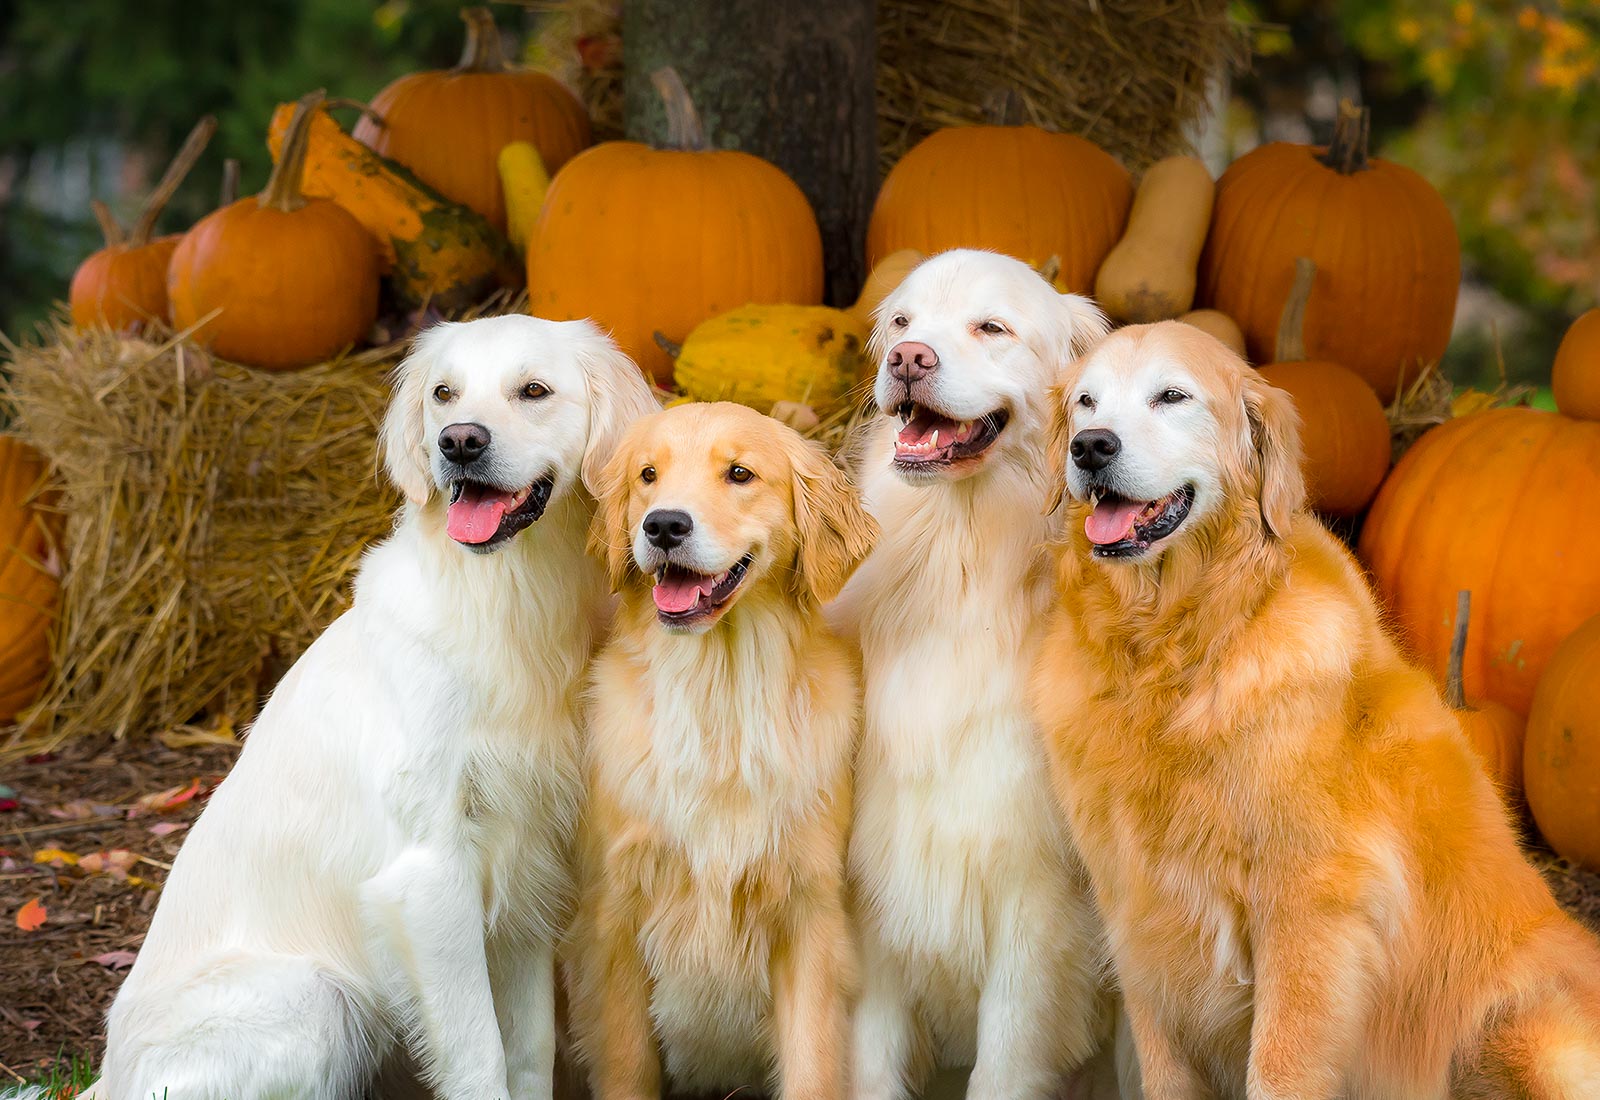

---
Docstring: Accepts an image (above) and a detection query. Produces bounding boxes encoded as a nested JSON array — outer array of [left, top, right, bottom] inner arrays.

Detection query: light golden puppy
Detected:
[[1032, 320, 1600, 1099], [571, 401, 877, 1100]]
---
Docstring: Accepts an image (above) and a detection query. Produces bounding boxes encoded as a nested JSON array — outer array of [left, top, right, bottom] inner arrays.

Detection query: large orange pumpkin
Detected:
[[528, 68, 823, 387], [0, 438, 60, 724], [865, 125, 1132, 294], [1552, 308, 1600, 421], [354, 6, 590, 233], [1198, 100, 1460, 403], [1444, 590, 1525, 801], [1524, 612, 1600, 870], [1255, 258, 1390, 517], [69, 116, 216, 332], [1359, 405, 1600, 714], [169, 93, 380, 371]]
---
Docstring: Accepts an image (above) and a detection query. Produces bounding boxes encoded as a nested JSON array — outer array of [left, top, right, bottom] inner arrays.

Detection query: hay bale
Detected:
[[1, 324, 400, 752]]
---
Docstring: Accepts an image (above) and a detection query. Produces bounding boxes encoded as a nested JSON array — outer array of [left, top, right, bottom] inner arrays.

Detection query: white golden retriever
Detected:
[[89, 315, 658, 1100], [830, 249, 1119, 1100]]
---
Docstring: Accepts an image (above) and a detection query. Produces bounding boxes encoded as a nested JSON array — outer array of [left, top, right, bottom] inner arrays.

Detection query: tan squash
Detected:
[[1177, 309, 1247, 357], [1094, 156, 1214, 323]]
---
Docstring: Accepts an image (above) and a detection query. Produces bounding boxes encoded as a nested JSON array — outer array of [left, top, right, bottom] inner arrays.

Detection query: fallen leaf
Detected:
[[131, 777, 202, 816], [78, 849, 138, 877], [20, 1018, 40, 1032], [0, 797, 17, 813], [147, 821, 187, 838], [33, 847, 80, 867], [16, 896, 47, 932], [89, 950, 137, 970], [160, 718, 238, 749], [48, 799, 117, 820]]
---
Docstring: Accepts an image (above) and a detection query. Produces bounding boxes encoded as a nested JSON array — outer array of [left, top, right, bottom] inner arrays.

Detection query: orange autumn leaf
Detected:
[[16, 896, 47, 932], [132, 778, 202, 816]]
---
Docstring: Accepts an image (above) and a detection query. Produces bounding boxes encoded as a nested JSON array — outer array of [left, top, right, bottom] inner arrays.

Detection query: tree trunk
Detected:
[[623, 0, 878, 307]]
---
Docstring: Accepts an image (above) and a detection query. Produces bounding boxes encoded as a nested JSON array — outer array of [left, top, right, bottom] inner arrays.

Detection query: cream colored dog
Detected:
[[572, 402, 877, 1100], [89, 315, 657, 1100], [831, 249, 1118, 1100]]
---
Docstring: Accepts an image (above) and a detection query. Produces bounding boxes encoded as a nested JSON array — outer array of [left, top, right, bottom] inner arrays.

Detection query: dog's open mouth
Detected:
[[651, 554, 753, 626], [893, 402, 1009, 468], [446, 475, 555, 551], [1085, 485, 1195, 558]]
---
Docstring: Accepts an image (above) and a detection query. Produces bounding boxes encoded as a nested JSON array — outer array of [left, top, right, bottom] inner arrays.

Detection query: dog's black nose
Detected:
[[886, 341, 939, 384], [1070, 428, 1121, 472], [642, 509, 693, 551], [439, 422, 490, 465]]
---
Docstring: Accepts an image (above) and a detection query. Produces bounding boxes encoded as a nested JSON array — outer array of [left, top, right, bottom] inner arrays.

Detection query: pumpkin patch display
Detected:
[[69, 116, 216, 332], [1198, 100, 1460, 403], [1177, 309, 1247, 358], [1444, 591, 1526, 800], [849, 248, 924, 329], [1552, 308, 1600, 421], [1255, 257, 1389, 518], [170, 93, 380, 371], [1525, 612, 1600, 871], [1094, 155, 1214, 323], [670, 304, 868, 417], [354, 6, 590, 232], [266, 98, 513, 310], [865, 124, 1132, 294], [0, 438, 59, 724], [1359, 405, 1600, 715], [529, 68, 823, 387]]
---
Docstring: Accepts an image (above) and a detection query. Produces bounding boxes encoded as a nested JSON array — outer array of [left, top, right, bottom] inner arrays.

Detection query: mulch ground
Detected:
[[3, 738, 1599, 1087]]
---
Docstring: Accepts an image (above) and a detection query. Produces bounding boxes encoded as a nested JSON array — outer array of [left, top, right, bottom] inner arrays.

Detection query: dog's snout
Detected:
[[1070, 428, 1121, 472], [439, 422, 491, 465], [642, 509, 694, 551], [886, 341, 939, 384]]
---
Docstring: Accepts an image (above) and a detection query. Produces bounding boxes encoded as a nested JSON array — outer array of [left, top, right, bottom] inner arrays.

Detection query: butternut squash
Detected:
[[497, 141, 551, 259], [1094, 155, 1214, 323], [1177, 308, 1248, 358], [266, 100, 516, 311]]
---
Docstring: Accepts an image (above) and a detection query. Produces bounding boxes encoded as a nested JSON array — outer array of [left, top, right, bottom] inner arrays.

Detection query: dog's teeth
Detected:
[[959, 420, 971, 437], [930, 429, 940, 448]]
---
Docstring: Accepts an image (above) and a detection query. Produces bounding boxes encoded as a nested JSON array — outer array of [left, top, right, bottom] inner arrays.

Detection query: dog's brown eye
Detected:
[[1077, 393, 1095, 409], [978, 320, 1008, 336], [432, 384, 452, 403], [728, 464, 755, 484], [1155, 388, 1190, 405], [890, 314, 908, 328], [521, 381, 549, 400], [640, 465, 656, 484]]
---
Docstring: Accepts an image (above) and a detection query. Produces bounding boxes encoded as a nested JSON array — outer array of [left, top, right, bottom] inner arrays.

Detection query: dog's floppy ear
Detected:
[[1243, 373, 1306, 539], [1043, 381, 1074, 516], [786, 433, 878, 605], [380, 323, 450, 505], [1050, 291, 1111, 364], [585, 441, 637, 593], [578, 324, 660, 497]]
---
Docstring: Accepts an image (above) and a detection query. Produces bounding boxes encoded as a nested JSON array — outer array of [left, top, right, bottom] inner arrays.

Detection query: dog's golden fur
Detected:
[[570, 402, 877, 1100], [1032, 322, 1600, 1098]]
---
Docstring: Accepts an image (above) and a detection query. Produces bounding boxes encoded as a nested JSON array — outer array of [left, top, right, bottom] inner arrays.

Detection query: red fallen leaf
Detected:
[[16, 896, 47, 932], [90, 950, 138, 971], [24, 752, 56, 764], [0, 798, 18, 812], [131, 777, 202, 816], [20, 1018, 40, 1032]]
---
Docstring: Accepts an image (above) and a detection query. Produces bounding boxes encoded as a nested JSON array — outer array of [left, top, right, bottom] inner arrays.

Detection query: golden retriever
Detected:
[[571, 401, 877, 1100], [829, 249, 1122, 1100], [1032, 320, 1600, 1099]]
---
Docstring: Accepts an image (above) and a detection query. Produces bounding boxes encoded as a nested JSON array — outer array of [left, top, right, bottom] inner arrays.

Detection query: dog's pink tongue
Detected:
[[652, 572, 711, 614], [447, 484, 512, 544], [1086, 498, 1144, 545]]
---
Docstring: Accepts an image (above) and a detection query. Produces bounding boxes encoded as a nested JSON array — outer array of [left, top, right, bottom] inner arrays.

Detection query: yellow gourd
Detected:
[[498, 141, 550, 258], [849, 248, 923, 327], [1177, 309, 1248, 358], [1094, 156, 1215, 323], [671, 304, 868, 417]]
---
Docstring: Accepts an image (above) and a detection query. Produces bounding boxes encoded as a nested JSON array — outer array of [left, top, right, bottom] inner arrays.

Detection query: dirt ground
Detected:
[[4, 737, 1600, 1086]]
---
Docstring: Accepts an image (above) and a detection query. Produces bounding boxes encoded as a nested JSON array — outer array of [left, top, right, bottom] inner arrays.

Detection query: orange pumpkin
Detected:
[[0, 438, 60, 724], [528, 68, 823, 387], [169, 93, 380, 371], [1198, 100, 1460, 403], [69, 117, 216, 332], [1525, 611, 1600, 870], [1444, 590, 1525, 800], [354, 6, 590, 233], [1552, 308, 1600, 421], [1359, 405, 1600, 714], [865, 125, 1132, 294], [1255, 258, 1390, 517]]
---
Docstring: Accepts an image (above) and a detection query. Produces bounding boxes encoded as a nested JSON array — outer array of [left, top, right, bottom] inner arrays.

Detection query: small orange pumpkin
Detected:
[[1444, 590, 1525, 801], [0, 438, 60, 724], [1525, 611, 1600, 870], [1255, 258, 1390, 517], [528, 68, 822, 386], [354, 6, 591, 233], [168, 93, 380, 371], [1552, 308, 1600, 421], [69, 117, 216, 332]]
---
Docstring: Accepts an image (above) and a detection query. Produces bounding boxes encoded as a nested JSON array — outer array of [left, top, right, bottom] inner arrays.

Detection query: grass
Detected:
[[2, 1051, 95, 1099]]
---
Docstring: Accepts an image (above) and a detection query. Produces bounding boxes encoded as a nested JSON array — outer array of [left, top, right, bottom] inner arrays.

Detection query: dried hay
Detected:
[[1, 323, 401, 754], [1385, 331, 1536, 465]]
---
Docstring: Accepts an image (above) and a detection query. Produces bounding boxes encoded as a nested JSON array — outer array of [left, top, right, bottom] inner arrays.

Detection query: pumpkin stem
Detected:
[[983, 88, 1026, 127], [129, 114, 217, 245], [325, 96, 386, 130], [652, 67, 708, 152], [90, 200, 124, 248], [219, 158, 240, 207], [455, 6, 506, 74], [1446, 589, 1471, 710], [260, 92, 323, 213], [1317, 99, 1371, 175], [1274, 256, 1316, 363], [653, 331, 683, 359]]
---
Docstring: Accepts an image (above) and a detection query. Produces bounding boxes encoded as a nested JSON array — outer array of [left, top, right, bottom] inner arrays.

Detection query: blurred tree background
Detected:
[[1, 0, 1595, 389]]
